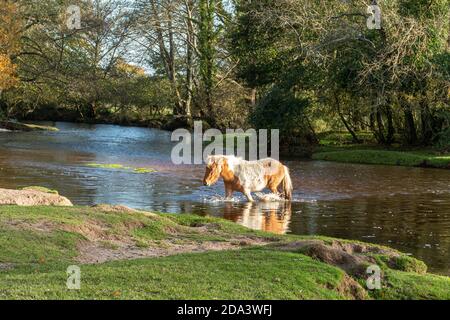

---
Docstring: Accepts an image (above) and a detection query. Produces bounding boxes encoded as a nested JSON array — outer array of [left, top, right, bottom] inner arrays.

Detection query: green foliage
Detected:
[[230, 0, 449, 148], [398, 0, 449, 18], [251, 86, 310, 132], [1, 0, 448, 146], [198, 0, 220, 93], [393, 255, 428, 274], [230, 0, 287, 87]]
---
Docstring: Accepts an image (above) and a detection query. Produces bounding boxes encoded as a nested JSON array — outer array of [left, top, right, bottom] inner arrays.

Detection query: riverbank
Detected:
[[4, 120, 449, 169], [313, 132, 450, 169], [17, 108, 189, 131], [0, 205, 448, 300], [0, 187, 72, 206], [0, 120, 59, 132]]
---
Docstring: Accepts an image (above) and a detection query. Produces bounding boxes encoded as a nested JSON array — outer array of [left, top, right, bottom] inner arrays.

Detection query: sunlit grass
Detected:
[[0, 205, 448, 300], [86, 163, 156, 173], [19, 186, 59, 194], [314, 132, 450, 168]]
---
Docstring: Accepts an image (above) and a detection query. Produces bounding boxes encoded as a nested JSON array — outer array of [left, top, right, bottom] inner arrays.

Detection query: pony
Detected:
[[202, 155, 293, 202]]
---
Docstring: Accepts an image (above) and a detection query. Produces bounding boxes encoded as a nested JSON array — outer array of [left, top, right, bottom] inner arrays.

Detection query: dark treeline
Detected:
[[0, 0, 449, 149]]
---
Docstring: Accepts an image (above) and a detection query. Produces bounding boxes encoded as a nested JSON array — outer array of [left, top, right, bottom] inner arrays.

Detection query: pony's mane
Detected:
[[206, 155, 242, 170]]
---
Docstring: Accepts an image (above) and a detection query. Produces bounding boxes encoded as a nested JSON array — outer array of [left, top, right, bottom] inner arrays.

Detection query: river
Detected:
[[0, 122, 449, 275]]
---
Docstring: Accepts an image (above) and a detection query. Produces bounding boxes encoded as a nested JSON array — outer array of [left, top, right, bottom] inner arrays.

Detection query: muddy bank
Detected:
[[0, 121, 58, 132], [0, 188, 72, 206]]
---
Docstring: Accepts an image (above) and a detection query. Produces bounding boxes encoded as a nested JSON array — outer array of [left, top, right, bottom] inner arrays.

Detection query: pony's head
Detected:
[[203, 155, 225, 186]]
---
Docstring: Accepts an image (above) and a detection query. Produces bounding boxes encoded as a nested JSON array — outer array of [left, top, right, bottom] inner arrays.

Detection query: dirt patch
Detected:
[[0, 188, 72, 206], [330, 241, 397, 256], [76, 237, 269, 264], [185, 222, 222, 234], [62, 219, 121, 242], [336, 274, 368, 300], [304, 243, 374, 276], [1, 219, 58, 233], [0, 263, 15, 271], [91, 204, 156, 217], [273, 240, 398, 278], [63, 214, 268, 263]]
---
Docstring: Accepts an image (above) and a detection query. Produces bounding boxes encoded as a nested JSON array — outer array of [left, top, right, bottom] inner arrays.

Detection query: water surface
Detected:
[[0, 122, 448, 275]]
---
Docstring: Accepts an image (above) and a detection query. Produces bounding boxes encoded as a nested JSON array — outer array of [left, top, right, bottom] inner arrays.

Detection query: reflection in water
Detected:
[[0, 122, 449, 275], [223, 202, 291, 235]]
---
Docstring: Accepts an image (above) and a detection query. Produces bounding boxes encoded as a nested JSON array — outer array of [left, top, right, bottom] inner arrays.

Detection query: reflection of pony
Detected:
[[203, 155, 293, 202], [237, 202, 292, 234]]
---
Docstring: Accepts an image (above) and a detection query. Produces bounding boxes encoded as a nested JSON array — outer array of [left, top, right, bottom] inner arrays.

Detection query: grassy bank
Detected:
[[0, 121, 59, 132], [313, 132, 450, 169], [0, 205, 449, 300]]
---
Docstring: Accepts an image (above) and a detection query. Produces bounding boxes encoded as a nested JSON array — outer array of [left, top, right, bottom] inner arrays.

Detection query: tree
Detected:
[[230, 0, 449, 147], [0, 0, 21, 98], [198, 0, 220, 123]]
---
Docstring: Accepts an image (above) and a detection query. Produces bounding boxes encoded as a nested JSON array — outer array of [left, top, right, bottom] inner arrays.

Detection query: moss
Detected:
[[86, 163, 157, 173], [20, 186, 59, 195], [133, 168, 156, 174], [392, 255, 428, 274], [86, 163, 129, 170]]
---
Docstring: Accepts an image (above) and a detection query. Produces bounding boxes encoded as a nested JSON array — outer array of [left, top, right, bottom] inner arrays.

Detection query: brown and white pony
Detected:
[[203, 155, 293, 202]]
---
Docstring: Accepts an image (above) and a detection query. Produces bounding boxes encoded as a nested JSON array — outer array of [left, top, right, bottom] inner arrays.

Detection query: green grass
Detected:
[[0, 248, 349, 300], [368, 270, 450, 300], [0, 205, 449, 300], [313, 132, 450, 168], [20, 186, 59, 194]]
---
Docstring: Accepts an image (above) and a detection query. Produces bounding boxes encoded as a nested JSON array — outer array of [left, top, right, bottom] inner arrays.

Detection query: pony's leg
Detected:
[[225, 186, 234, 200], [243, 189, 254, 202], [269, 185, 279, 195]]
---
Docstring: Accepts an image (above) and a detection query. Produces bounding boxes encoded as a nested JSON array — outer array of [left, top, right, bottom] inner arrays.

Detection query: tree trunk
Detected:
[[420, 102, 433, 145], [372, 108, 386, 144], [250, 88, 257, 106], [335, 93, 360, 143], [184, 0, 196, 118], [0, 91, 6, 119], [403, 104, 417, 145], [384, 105, 395, 145], [150, 0, 185, 117]]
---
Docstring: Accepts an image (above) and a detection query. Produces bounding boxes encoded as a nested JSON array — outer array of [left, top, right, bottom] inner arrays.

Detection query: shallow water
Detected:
[[0, 122, 449, 275]]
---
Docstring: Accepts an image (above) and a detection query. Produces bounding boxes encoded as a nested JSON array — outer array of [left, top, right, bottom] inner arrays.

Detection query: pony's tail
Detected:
[[282, 166, 293, 200]]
